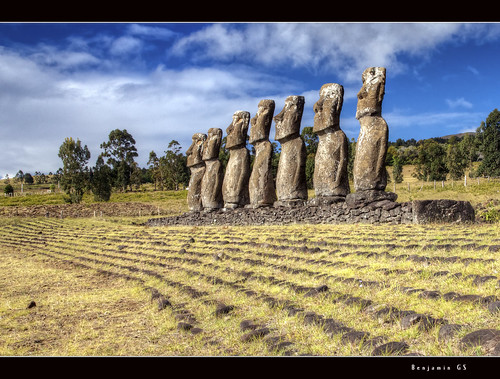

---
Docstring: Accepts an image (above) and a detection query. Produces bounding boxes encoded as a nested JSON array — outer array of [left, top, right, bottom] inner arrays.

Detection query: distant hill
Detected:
[[438, 132, 476, 140]]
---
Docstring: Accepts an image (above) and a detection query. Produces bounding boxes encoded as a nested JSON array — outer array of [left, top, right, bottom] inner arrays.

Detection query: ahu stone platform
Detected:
[[144, 197, 475, 227]]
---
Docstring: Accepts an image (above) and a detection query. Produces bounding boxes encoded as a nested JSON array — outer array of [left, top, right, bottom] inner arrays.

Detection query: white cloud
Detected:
[[127, 23, 178, 39], [446, 97, 473, 109], [0, 47, 301, 175], [171, 23, 500, 83], [109, 36, 143, 56], [171, 23, 472, 82]]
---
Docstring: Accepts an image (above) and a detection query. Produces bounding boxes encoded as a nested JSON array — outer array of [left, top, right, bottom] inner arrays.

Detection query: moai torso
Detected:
[[186, 133, 207, 211], [201, 128, 224, 210], [222, 111, 251, 209], [248, 99, 277, 208], [274, 96, 307, 206], [312, 83, 350, 204], [353, 67, 389, 192]]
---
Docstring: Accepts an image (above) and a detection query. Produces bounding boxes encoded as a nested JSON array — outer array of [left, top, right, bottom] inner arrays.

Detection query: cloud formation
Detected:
[[171, 23, 500, 82], [1, 22, 499, 178]]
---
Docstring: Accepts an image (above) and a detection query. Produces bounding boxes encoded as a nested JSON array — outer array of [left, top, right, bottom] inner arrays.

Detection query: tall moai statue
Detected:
[[274, 95, 308, 207], [201, 128, 224, 211], [222, 110, 251, 209], [311, 83, 350, 205], [348, 67, 397, 206], [248, 99, 277, 208], [186, 133, 207, 212]]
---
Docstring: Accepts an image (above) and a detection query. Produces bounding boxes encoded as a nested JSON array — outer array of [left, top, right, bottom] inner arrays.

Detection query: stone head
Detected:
[[186, 133, 207, 167], [225, 110, 250, 150], [274, 95, 305, 142], [202, 128, 223, 160], [249, 99, 275, 144], [356, 67, 386, 119], [313, 83, 344, 133]]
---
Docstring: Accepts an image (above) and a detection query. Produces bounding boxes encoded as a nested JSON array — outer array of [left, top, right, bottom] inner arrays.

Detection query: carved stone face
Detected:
[[226, 111, 250, 150], [202, 128, 223, 160], [186, 133, 207, 167], [249, 99, 275, 145], [356, 67, 386, 119], [313, 83, 344, 133], [274, 96, 305, 142]]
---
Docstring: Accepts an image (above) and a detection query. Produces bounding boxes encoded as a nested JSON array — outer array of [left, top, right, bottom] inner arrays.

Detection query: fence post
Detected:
[[464, 175, 467, 187]]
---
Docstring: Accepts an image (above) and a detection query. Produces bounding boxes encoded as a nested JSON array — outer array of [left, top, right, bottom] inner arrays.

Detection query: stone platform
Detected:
[[144, 196, 475, 227]]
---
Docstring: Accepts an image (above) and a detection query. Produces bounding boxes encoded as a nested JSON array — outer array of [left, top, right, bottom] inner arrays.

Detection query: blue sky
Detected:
[[1, 22, 499, 178]]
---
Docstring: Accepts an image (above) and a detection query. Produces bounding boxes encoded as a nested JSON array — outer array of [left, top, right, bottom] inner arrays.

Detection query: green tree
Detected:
[[24, 173, 34, 185], [347, 138, 356, 182], [58, 137, 91, 204], [91, 155, 112, 202], [392, 155, 404, 183], [218, 136, 229, 174], [446, 137, 468, 180], [15, 170, 24, 183], [301, 127, 318, 190], [413, 140, 449, 181], [4, 184, 14, 196], [271, 142, 280, 181], [476, 109, 500, 177], [100, 129, 138, 192], [148, 151, 162, 191], [161, 140, 189, 190]]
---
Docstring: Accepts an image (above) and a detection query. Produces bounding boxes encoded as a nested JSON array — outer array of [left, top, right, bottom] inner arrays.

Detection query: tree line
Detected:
[[8, 108, 500, 203]]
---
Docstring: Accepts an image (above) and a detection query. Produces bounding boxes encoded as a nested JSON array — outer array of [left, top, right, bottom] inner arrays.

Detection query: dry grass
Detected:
[[0, 217, 499, 357]]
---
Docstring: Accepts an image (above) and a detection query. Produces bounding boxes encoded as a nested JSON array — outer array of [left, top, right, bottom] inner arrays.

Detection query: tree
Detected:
[[271, 142, 280, 181], [148, 151, 162, 191], [413, 139, 448, 181], [446, 137, 468, 180], [347, 138, 356, 182], [4, 184, 14, 196], [24, 173, 34, 185], [218, 136, 229, 173], [91, 155, 112, 202], [476, 109, 500, 177], [161, 140, 189, 190], [459, 134, 479, 174], [301, 127, 318, 190], [392, 155, 404, 184], [100, 129, 138, 192], [58, 137, 91, 204], [15, 170, 24, 184]]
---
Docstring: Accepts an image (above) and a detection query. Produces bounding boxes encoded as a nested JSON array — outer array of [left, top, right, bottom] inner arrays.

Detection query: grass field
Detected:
[[1, 165, 499, 357], [1, 217, 499, 356]]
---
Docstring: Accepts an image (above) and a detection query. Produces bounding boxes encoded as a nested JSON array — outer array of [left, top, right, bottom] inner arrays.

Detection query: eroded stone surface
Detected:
[[186, 133, 207, 212], [248, 100, 277, 208], [274, 96, 307, 206], [201, 128, 224, 210], [222, 111, 251, 209], [312, 83, 350, 203], [353, 67, 389, 193]]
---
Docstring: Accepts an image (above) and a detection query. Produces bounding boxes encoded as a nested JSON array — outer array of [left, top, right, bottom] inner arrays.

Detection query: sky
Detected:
[[1, 22, 500, 178]]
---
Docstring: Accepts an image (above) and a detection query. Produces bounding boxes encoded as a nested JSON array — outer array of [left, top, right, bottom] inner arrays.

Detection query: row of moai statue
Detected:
[[186, 67, 391, 212]]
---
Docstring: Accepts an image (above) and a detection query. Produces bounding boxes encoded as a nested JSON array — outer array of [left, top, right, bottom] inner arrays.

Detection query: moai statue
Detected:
[[248, 99, 277, 208], [201, 128, 224, 211], [311, 83, 350, 205], [186, 133, 207, 212], [222, 110, 251, 209], [348, 67, 397, 207], [274, 95, 308, 207]]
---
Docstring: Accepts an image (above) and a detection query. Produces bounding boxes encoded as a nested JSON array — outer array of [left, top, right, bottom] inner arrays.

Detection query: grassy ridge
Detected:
[[0, 217, 499, 356]]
